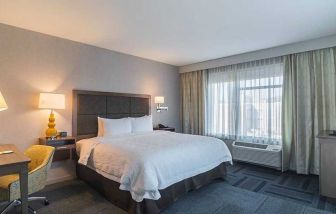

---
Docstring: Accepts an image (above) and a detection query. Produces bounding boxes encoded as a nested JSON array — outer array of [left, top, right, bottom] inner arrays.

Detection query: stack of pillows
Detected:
[[97, 115, 153, 137]]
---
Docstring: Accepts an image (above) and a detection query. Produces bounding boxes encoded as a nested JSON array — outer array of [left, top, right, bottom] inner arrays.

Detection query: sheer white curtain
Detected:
[[206, 57, 284, 145]]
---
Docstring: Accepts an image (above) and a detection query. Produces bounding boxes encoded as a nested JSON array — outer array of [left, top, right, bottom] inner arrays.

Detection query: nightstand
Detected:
[[39, 136, 76, 162], [153, 127, 175, 132]]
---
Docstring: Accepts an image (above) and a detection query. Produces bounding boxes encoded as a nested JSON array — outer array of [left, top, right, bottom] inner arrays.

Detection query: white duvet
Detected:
[[77, 131, 232, 202]]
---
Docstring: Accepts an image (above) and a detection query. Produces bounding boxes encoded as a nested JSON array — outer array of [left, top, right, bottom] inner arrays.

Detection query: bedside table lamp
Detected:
[[0, 91, 8, 112], [154, 96, 168, 112], [39, 93, 65, 138]]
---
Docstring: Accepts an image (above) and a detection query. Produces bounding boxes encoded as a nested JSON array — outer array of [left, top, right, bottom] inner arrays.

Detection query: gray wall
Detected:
[[0, 23, 180, 183], [179, 34, 336, 73]]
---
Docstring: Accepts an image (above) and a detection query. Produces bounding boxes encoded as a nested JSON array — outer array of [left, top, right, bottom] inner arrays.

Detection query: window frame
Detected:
[[237, 82, 282, 144]]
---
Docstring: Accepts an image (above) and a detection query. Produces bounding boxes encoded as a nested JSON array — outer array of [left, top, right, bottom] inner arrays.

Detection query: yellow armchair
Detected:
[[0, 145, 55, 214]]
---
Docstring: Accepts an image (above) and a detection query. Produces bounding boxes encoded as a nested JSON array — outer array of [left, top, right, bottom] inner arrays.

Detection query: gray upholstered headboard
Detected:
[[72, 90, 151, 140]]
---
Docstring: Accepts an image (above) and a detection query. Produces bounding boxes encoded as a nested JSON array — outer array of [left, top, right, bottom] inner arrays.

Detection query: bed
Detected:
[[72, 90, 232, 214]]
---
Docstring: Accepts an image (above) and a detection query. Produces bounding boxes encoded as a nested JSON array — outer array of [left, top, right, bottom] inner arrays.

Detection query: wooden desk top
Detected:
[[0, 144, 30, 167], [317, 130, 336, 140]]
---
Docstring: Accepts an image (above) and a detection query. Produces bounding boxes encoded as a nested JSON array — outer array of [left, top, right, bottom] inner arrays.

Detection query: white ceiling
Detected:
[[1, 0, 336, 66]]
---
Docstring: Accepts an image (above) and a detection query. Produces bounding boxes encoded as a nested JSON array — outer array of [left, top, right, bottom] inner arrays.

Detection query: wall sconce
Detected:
[[154, 96, 168, 112]]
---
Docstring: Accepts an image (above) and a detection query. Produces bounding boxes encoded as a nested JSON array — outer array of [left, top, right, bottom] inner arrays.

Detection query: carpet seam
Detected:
[[254, 196, 268, 213]]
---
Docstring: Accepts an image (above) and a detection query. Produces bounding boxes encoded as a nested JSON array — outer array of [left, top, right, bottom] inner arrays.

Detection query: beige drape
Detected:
[[282, 47, 336, 174], [180, 70, 207, 135]]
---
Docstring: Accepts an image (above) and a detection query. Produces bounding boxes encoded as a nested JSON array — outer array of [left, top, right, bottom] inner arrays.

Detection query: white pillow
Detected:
[[97, 117, 104, 137], [131, 115, 153, 133], [101, 117, 132, 137]]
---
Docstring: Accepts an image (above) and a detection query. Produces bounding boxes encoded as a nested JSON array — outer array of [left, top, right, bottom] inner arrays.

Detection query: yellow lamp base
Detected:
[[46, 111, 58, 137], [46, 128, 57, 137]]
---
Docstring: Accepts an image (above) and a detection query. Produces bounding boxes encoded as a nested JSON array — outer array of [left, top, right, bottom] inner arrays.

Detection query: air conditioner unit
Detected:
[[232, 141, 282, 170]]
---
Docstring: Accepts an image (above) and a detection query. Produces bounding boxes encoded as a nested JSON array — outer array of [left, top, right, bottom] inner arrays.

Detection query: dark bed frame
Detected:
[[72, 90, 227, 214]]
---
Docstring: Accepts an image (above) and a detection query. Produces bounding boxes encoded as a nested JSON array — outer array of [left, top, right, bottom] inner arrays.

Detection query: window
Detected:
[[206, 58, 283, 145]]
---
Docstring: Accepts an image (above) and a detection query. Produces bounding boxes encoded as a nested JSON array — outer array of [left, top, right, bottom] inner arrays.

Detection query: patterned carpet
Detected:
[[227, 162, 336, 213], [1, 162, 335, 213], [1, 179, 333, 214]]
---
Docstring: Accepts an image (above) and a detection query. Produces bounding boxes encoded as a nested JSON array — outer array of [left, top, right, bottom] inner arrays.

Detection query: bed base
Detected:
[[76, 162, 228, 214]]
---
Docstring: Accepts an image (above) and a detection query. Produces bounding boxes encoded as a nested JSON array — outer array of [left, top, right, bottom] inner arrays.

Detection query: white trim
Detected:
[[46, 174, 76, 185], [179, 34, 336, 73]]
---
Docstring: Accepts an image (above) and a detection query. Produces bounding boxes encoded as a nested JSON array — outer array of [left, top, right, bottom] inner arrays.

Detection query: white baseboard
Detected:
[[46, 174, 76, 185]]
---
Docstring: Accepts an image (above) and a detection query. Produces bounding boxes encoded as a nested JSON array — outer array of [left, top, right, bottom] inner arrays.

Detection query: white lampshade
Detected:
[[154, 96, 164, 104], [39, 93, 65, 110], [0, 91, 8, 112]]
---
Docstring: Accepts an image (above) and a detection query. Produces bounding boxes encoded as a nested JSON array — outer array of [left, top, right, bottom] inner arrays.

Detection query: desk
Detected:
[[318, 131, 336, 198], [0, 144, 30, 214]]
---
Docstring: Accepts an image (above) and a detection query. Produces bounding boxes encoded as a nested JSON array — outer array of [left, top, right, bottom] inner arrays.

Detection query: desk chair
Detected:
[[0, 145, 55, 214]]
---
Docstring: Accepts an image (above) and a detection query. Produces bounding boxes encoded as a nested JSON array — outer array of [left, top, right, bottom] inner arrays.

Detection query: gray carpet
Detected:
[[162, 181, 332, 214], [1, 178, 334, 214], [227, 162, 336, 213]]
